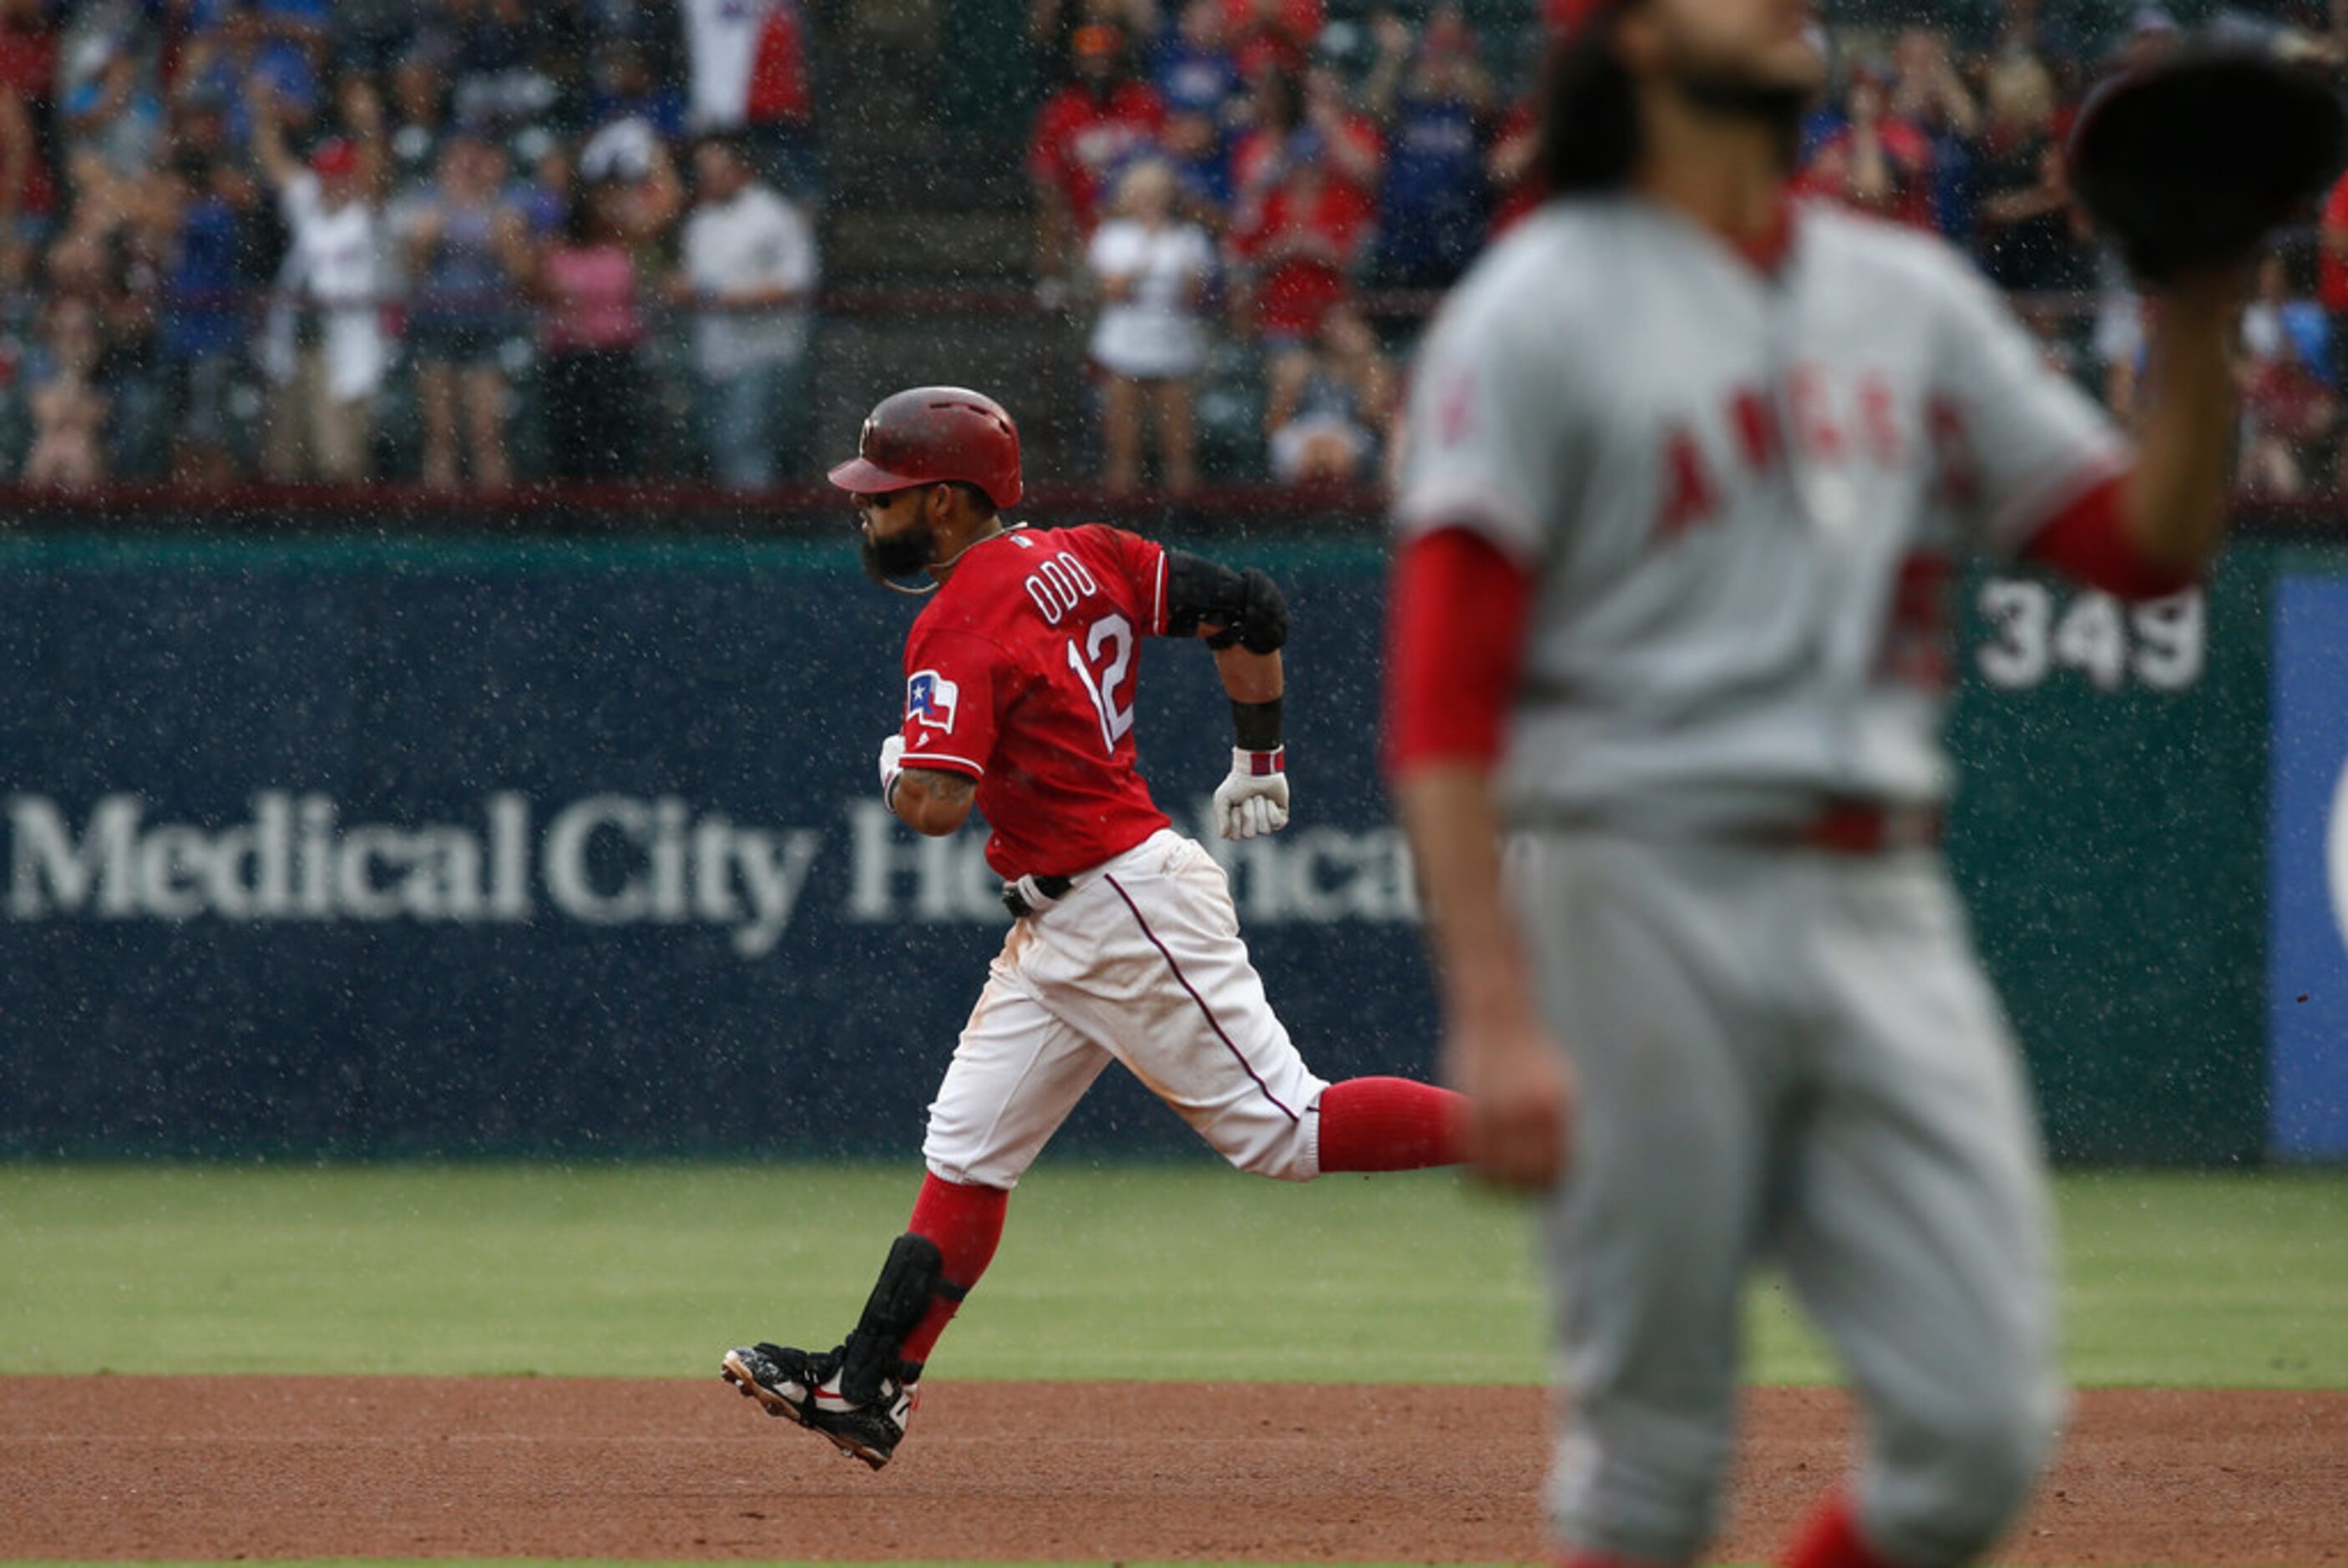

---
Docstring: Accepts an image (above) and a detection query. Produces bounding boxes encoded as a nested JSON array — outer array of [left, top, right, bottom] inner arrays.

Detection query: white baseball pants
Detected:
[[922, 828, 1329, 1187]]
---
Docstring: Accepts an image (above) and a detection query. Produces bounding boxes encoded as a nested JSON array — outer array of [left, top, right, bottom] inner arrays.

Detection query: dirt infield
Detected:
[[3, 1378, 2341, 1564]]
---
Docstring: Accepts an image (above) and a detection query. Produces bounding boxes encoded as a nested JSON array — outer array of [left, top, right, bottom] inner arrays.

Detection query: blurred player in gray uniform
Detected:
[[1384, 1, 2244, 1565]]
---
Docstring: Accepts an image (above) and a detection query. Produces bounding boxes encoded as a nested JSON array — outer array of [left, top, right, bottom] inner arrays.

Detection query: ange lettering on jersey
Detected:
[[1650, 364, 1971, 542]]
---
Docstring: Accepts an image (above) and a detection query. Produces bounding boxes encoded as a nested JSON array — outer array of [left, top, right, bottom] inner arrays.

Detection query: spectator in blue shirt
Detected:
[[584, 38, 686, 145], [60, 33, 163, 190], [257, 0, 332, 93], [506, 125, 571, 239], [1888, 26, 1982, 244], [1152, 75, 1235, 228], [178, 3, 320, 150], [447, 0, 556, 138], [403, 132, 530, 490], [1154, 0, 1242, 122], [1362, 5, 1490, 290], [159, 149, 257, 483]]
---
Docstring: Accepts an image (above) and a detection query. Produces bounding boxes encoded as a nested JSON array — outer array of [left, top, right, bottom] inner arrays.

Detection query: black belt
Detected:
[[1001, 872, 1074, 919]]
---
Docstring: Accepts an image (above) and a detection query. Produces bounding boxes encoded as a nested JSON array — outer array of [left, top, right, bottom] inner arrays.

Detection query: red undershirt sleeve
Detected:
[[1383, 527, 1536, 780], [2017, 469, 2199, 601]]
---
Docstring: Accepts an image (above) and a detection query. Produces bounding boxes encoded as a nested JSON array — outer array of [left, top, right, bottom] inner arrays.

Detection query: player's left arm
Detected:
[[1384, 526, 1569, 1191], [2108, 266, 2243, 581], [877, 732, 979, 835], [1934, 250, 2234, 599], [1164, 548, 1293, 839]]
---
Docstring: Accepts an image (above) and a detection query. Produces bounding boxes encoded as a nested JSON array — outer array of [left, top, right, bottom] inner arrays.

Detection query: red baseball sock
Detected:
[[1317, 1075, 1470, 1171], [900, 1173, 1008, 1366], [1782, 1494, 1900, 1568]]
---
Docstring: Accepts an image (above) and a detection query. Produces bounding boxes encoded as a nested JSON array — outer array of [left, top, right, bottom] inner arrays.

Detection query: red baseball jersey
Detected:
[[896, 523, 1174, 880]]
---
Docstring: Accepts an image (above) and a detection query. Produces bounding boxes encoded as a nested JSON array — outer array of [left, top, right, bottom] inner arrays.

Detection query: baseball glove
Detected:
[[2067, 43, 2348, 286]]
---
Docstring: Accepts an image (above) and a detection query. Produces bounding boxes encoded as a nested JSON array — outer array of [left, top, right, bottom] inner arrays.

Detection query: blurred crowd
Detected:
[[1040, 0, 2348, 498], [1, 0, 819, 492], [5, 0, 2348, 498], [1034, 0, 1517, 493]]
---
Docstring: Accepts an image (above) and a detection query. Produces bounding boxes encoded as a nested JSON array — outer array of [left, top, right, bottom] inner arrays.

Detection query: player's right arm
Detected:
[[1385, 281, 1575, 1191], [1386, 528, 1569, 1191]]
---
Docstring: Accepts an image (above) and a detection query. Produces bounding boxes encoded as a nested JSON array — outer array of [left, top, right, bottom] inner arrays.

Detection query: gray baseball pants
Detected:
[[1509, 828, 2062, 1568]]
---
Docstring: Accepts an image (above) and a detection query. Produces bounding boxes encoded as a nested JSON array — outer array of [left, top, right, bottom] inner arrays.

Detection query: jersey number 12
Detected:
[[1068, 613, 1136, 754]]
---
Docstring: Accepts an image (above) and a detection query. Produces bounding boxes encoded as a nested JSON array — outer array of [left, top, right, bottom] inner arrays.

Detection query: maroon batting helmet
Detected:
[[827, 386, 1024, 509]]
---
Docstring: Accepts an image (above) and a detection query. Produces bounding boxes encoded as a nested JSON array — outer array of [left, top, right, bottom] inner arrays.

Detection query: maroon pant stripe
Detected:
[[1104, 873, 1298, 1124]]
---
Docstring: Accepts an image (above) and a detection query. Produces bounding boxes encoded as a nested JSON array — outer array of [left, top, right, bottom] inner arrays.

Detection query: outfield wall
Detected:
[[0, 526, 2337, 1165]]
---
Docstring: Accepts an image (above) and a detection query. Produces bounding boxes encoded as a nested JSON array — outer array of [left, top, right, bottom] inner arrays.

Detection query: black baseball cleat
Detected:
[[721, 1342, 918, 1470]]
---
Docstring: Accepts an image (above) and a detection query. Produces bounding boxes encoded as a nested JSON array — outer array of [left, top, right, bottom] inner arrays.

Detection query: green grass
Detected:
[[1, 1163, 2343, 1386], [1743, 1169, 2348, 1387], [0, 1161, 1542, 1382]]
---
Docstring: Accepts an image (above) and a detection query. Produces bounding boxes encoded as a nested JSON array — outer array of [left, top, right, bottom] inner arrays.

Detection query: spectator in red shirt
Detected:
[[1228, 126, 1373, 365], [0, 0, 60, 243], [1030, 23, 1166, 302], [1231, 61, 1376, 230], [744, 0, 819, 198]]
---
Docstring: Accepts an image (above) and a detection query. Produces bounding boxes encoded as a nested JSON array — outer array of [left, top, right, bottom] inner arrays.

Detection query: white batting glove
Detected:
[[878, 733, 906, 812], [1212, 746, 1290, 840]]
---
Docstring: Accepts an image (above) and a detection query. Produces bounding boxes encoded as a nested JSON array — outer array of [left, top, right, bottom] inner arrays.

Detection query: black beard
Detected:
[[861, 518, 939, 584], [1678, 69, 1811, 144]]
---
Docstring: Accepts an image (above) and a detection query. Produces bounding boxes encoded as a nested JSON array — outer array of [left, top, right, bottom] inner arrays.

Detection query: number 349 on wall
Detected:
[[1974, 579, 2207, 692]]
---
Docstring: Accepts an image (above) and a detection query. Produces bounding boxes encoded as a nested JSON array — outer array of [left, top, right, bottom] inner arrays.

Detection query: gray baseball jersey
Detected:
[[1394, 197, 2127, 833]]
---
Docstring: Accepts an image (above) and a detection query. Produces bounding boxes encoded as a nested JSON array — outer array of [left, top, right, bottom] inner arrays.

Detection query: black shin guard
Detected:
[[838, 1232, 944, 1403]]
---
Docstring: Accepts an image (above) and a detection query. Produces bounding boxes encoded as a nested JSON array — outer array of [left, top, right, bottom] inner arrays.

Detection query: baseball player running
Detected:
[[1384, 3, 2244, 1566], [722, 385, 1469, 1468]]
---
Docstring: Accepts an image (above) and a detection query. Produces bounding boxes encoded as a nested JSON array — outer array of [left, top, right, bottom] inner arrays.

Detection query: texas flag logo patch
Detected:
[[907, 670, 960, 732]]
